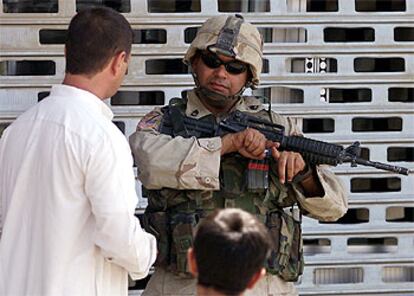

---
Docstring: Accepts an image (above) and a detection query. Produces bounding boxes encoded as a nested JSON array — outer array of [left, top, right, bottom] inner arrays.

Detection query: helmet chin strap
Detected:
[[192, 71, 246, 110]]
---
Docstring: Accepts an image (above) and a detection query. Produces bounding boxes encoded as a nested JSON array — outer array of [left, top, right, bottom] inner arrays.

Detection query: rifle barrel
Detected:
[[355, 158, 410, 175]]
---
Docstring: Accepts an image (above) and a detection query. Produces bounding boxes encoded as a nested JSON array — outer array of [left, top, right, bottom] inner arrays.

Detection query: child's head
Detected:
[[188, 208, 271, 295]]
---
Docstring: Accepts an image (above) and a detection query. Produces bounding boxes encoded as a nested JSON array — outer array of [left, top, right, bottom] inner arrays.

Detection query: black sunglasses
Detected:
[[200, 52, 248, 75]]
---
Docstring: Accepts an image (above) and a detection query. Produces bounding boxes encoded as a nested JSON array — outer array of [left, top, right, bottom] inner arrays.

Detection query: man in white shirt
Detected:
[[0, 7, 156, 296]]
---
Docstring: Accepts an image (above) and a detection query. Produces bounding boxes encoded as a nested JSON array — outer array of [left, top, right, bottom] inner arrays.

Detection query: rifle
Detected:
[[163, 107, 410, 176]]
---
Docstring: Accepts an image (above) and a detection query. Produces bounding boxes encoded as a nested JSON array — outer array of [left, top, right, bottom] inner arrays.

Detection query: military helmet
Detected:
[[183, 14, 263, 89]]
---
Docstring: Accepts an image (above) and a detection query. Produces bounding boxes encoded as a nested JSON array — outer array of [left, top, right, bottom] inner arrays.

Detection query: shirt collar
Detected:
[[50, 84, 114, 120], [185, 90, 212, 118]]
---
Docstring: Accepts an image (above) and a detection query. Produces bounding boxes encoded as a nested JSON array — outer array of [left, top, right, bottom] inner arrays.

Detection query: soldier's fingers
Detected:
[[278, 153, 288, 184], [287, 153, 296, 182], [243, 128, 255, 147], [271, 146, 280, 160], [246, 129, 267, 148], [266, 140, 276, 149], [249, 140, 266, 157], [231, 133, 243, 150], [244, 133, 257, 152], [239, 148, 265, 160], [296, 153, 306, 171], [245, 132, 265, 153]]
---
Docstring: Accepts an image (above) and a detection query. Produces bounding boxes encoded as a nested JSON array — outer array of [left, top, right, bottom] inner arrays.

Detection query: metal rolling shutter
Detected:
[[0, 0, 413, 294]]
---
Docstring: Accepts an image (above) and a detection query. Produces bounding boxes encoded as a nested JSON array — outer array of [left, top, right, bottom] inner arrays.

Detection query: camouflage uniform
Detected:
[[130, 91, 347, 296], [129, 15, 348, 296]]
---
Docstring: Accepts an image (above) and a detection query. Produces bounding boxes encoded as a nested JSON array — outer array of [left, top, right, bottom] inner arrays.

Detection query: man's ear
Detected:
[[187, 247, 198, 277], [191, 56, 200, 76], [111, 51, 127, 76], [246, 268, 266, 290]]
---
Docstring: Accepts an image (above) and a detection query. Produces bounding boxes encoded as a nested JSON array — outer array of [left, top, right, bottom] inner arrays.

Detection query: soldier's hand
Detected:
[[221, 128, 267, 159], [270, 143, 306, 184]]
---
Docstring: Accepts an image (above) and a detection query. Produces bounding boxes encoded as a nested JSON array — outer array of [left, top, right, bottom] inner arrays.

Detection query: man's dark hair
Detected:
[[65, 7, 134, 75], [193, 208, 271, 295]]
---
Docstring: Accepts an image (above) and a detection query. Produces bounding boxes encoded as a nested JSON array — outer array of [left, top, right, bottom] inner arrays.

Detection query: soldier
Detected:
[[130, 14, 348, 296]]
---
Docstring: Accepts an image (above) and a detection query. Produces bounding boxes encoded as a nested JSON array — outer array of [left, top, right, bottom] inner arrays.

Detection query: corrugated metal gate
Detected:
[[0, 0, 413, 295]]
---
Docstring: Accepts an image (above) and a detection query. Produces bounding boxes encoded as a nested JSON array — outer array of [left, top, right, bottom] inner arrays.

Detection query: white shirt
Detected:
[[0, 85, 157, 296]]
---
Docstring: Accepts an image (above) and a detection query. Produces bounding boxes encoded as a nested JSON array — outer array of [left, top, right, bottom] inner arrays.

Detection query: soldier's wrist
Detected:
[[220, 134, 235, 155]]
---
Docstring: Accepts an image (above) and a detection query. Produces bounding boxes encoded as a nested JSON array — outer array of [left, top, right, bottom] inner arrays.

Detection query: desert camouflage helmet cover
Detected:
[[183, 14, 263, 89]]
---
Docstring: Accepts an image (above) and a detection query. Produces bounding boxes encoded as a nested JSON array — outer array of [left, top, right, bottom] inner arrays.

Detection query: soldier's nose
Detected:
[[214, 65, 228, 77]]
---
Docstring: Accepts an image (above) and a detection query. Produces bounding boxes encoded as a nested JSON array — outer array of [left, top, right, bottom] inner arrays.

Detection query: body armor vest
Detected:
[[142, 97, 304, 281]]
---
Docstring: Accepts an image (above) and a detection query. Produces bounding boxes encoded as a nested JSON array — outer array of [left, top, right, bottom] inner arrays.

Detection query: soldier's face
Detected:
[[192, 52, 248, 97]]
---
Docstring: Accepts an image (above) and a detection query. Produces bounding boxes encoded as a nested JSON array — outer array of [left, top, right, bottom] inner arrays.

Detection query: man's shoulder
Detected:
[[43, 95, 120, 145]]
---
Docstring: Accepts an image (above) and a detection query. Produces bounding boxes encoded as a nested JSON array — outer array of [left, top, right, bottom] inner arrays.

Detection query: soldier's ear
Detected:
[[187, 247, 198, 276], [191, 55, 201, 74]]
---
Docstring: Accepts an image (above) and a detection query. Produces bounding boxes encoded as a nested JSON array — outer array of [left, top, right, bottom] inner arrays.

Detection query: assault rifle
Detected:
[[164, 107, 410, 175]]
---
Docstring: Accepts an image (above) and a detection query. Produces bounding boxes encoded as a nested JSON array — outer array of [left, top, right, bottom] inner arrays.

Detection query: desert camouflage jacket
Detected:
[[129, 89, 347, 221]]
